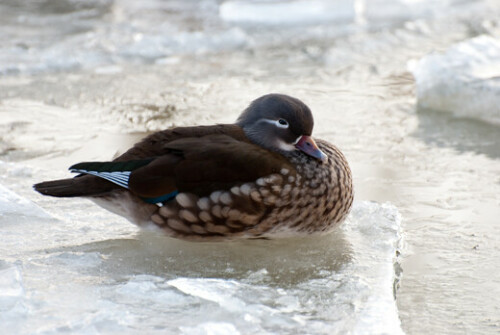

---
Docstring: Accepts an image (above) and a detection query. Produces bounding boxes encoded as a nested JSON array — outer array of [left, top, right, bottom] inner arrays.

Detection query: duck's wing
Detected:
[[34, 124, 247, 199], [114, 124, 248, 161], [126, 134, 289, 200], [34, 133, 291, 204]]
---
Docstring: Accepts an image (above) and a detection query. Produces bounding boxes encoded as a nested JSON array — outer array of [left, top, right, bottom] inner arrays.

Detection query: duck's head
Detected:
[[236, 94, 327, 162]]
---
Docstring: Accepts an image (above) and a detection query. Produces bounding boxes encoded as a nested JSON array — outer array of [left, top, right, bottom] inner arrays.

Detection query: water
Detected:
[[1, 0, 500, 334]]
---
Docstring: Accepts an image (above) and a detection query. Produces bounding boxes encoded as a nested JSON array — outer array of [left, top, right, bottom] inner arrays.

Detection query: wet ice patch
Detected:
[[0, 100, 101, 161], [47, 252, 103, 269], [409, 35, 500, 126]]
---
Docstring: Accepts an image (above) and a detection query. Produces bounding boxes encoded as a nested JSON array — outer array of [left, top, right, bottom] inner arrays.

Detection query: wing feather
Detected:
[[36, 125, 292, 204], [125, 134, 291, 199]]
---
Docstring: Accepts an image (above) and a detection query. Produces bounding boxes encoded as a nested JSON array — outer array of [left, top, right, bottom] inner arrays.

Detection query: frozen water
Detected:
[[0, 0, 248, 75], [409, 35, 500, 125], [0, 181, 403, 334], [0, 0, 475, 75]]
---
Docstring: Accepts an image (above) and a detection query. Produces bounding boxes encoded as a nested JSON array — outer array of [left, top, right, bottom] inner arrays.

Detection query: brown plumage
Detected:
[[34, 94, 353, 241]]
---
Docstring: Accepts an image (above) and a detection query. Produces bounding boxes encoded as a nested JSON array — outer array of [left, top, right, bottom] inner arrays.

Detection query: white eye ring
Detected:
[[261, 118, 289, 129], [275, 118, 289, 129]]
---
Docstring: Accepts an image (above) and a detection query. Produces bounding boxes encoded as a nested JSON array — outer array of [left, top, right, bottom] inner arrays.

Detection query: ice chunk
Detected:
[[119, 28, 248, 60], [114, 275, 187, 306], [168, 278, 248, 311], [409, 35, 500, 125], [0, 201, 403, 334], [362, 0, 449, 23], [0, 183, 51, 221], [345, 202, 403, 334], [0, 262, 28, 333], [155, 202, 403, 334], [220, 0, 355, 25], [0, 262, 25, 302], [180, 322, 240, 335]]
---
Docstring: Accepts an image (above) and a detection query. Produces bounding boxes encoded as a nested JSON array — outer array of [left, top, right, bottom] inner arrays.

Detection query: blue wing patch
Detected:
[[142, 191, 179, 204]]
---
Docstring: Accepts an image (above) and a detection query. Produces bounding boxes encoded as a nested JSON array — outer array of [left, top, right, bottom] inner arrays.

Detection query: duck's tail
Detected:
[[33, 175, 117, 198]]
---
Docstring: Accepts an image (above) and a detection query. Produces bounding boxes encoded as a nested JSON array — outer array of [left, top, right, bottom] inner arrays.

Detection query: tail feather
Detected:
[[33, 175, 118, 198]]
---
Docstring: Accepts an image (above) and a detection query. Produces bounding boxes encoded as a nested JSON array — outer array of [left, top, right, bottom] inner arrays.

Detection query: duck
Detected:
[[34, 94, 353, 241]]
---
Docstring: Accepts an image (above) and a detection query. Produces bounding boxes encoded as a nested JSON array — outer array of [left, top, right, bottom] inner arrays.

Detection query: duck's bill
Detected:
[[295, 136, 328, 162]]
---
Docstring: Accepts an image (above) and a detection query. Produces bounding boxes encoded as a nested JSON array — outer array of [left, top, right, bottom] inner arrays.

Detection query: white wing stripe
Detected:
[[70, 169, 131, 189], [101, 172, 129, 182]]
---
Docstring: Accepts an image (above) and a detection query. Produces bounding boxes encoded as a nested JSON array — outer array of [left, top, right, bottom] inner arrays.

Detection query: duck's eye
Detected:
[[276, 119, 289, 128]]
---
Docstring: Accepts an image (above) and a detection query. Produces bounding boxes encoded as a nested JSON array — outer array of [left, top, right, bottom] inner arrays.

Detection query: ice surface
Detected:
[[409, 35, 500, 125], [0, 181, 404, 335], [0, 27, 249, 75], [0, 0, 249, 75], [0, 0, 472, 75]]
